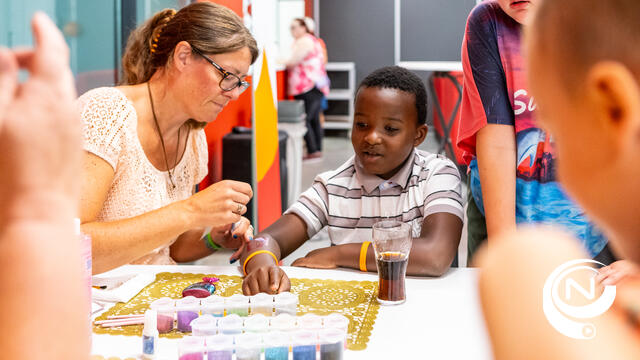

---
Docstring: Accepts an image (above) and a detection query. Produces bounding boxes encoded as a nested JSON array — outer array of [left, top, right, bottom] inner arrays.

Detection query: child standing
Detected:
[[479, 0, 640, 357], [457, 0, 612, 264], [240, 67, 464, 294]]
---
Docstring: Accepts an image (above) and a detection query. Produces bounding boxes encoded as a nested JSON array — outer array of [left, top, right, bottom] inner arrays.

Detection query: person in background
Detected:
[[457, 0, 613, 265], [478, 0, 640, 358], [79, 3, 258, 274], [283, 17, 330, 161], [0, 13, 89, 360], [240, 67, 464, 294], [302, 17, 331, 128]]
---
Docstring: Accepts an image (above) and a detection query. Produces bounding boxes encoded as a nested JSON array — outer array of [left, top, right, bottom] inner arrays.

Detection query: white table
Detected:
[[92, 265, 492, 359]]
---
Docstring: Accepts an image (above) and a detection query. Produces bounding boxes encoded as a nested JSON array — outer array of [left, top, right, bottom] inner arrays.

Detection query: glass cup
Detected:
[[372, 220, 412, 305]]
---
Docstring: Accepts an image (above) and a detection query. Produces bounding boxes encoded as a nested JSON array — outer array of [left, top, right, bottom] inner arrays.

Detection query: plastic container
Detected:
[[264, 331, 291, 360], [204, 334, 234, 360], [250, 293, 274, 316], [323, 314, 349, 348], [243, 314, 270, 333], [292, 330, 318, 360], [218, 314, 243, 335], [149, 297, 176, 334], [298, 313, 323, 331], [225, 294, 250, 316], [177, 296, 201, 332], [234, 332, 262, 360], [319, 328, 345, 360], [190, 315, 218, 337], [142, 310, 159, 359], [270, 313, 297, 332], [274, 292, 298, 315], [178, 336, 205, 360], [201, 295, 225, 317]]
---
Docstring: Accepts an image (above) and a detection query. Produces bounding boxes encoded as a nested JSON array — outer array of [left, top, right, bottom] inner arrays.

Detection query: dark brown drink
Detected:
[[377, 251, 408, 304]]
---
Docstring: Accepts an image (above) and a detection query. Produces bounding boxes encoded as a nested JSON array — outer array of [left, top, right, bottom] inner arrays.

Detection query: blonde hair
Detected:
[[121, 2, 258, 85], [532, 0, 640, 92]]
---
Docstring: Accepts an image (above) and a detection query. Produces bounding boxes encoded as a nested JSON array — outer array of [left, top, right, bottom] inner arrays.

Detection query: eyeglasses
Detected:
[[191, 46, 250, 93]]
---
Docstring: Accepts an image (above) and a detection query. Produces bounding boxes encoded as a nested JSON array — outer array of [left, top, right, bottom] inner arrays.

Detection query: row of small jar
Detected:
[[188, 313, 350, 338], [179, 327, 347, 360], [149, 292, 299, 333]]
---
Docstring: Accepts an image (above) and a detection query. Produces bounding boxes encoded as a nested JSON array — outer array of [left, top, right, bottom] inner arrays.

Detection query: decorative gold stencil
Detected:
[[93, 272, 379, 350]]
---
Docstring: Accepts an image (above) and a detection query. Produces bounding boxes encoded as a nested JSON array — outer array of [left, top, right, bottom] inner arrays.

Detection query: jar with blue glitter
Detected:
[[292, 329, 318, 360]]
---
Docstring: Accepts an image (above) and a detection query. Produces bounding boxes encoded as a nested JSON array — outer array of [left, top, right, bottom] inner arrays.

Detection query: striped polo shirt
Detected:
[[285, 149, 464, 245]]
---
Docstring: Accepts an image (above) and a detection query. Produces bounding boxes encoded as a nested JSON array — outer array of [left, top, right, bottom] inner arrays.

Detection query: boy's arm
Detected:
[[459, 5, 517, 241], [240, 214, 309, 295], [293, 213, 462, 276], [476, 125, 517, 240]]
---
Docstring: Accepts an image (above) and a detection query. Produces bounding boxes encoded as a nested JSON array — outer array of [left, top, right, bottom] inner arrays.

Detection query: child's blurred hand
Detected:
[[242, 264, 290, 295], [292, 247, 338, 269], [596, 260, 640, 286]]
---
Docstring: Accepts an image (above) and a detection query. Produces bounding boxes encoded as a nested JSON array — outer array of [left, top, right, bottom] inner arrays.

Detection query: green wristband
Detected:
[[204, 233, 222, 251]]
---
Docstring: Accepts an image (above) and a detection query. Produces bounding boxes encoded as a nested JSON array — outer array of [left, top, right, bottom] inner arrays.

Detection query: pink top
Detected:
[[78, 87, 208, 265], [287, 34, 329, 96]]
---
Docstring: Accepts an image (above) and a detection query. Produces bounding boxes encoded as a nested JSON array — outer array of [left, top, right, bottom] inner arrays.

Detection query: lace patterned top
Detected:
[[78, 87, 208, 265]]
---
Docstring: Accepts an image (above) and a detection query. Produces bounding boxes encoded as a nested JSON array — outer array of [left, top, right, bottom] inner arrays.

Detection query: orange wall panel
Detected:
[[197, 0, 243, 17]]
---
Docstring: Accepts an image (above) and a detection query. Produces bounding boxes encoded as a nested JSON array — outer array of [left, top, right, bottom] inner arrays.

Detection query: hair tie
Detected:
[[150, 11, 175, 55]]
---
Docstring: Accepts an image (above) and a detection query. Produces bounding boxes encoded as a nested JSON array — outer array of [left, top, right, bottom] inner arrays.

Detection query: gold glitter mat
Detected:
[[93, 272, 379, 350]]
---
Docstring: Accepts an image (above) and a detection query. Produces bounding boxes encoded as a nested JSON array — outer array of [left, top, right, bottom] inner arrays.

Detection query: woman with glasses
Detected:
[[78, 2, 259, 274]]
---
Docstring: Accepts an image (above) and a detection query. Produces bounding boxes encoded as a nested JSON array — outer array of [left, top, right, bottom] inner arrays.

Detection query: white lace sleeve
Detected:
[[78, 88, 128, 170]]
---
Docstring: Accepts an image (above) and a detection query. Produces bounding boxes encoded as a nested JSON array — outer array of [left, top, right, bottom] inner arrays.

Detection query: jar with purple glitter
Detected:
[[177, 296, 201, 332], [205, 333, 233, 360], [149, 297, 176, 334]]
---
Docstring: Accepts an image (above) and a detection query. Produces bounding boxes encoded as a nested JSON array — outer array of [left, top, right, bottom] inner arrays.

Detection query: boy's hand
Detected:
[[242, 263, 290, 295], [292, 247, 338, 269], [596, 260, 640, 285]]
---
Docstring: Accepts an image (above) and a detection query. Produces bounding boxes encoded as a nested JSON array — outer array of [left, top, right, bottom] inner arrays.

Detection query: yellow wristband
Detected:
[[243, 250, 278, 276], [359, 241, 371, 272]]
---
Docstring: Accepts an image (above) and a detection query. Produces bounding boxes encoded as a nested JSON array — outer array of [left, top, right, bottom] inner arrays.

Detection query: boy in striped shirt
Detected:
[[240, 66, 464, 294]]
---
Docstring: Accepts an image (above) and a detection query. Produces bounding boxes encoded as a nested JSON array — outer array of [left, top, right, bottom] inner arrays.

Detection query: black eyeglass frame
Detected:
[[191, 45, 250, 93]]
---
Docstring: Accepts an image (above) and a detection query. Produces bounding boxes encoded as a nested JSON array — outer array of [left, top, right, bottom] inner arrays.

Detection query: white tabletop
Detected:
[[92, 265, 492, 360]]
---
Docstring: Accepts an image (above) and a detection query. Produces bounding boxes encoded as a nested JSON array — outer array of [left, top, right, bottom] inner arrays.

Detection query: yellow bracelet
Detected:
[[243, 250, 279, 276], [359, 241, 371, 272]]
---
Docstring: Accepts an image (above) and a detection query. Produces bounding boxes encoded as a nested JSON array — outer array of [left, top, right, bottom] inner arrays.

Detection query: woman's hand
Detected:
[[182, 180, 253, 229], [210, 217, 254, 262], [292, 247, 338, 269]]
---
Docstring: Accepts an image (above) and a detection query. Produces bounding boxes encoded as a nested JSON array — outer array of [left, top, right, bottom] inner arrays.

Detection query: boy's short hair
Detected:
[[357, 66, 428, 125], [533, 0, 640, 92]]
